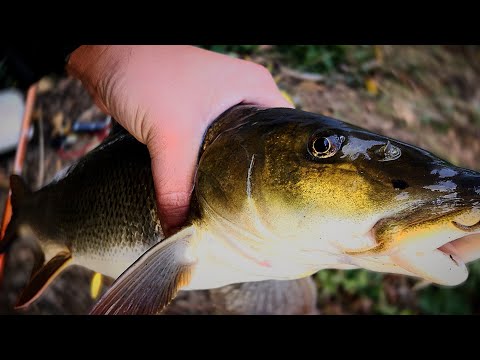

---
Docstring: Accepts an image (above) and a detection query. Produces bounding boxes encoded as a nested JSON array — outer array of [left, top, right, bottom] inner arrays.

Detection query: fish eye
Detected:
[[308, 134, 345, 159], [313, 137, 331, 154]]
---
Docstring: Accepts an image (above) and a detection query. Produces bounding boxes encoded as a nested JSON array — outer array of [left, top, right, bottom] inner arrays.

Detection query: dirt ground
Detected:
[[1, 45, 480, 314]]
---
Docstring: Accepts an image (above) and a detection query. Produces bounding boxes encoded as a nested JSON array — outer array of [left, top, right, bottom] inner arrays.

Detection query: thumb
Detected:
[[148, 128, 199, 237]]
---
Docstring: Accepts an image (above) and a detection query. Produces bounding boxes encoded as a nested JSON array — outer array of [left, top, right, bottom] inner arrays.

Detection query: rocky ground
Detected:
[[1, 45, 480, 314]]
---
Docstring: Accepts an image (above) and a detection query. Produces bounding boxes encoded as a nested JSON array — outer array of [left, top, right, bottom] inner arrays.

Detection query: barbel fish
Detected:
[[2, 106, 480, 314]]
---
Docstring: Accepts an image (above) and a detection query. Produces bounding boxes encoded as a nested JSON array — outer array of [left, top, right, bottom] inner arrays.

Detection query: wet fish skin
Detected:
[[5, 105, 480, 315], [4, 109, 318, 314]]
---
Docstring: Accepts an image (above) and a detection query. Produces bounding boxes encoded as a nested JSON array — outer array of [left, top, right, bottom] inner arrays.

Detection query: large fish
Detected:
[[1, 106, 480, 315]]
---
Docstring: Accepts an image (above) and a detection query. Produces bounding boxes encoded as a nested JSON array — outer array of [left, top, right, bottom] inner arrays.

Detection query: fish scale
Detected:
[[23, 132, 162, 268]]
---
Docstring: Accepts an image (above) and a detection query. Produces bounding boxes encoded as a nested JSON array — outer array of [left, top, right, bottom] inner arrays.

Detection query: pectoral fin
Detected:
[[90, 226, 197, 315], [210, 277, 318, 315], [15, 251, 72, 309]]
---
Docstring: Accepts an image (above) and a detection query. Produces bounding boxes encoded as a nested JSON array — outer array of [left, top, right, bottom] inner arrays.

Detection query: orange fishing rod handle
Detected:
[[0, 84, 37, 284]]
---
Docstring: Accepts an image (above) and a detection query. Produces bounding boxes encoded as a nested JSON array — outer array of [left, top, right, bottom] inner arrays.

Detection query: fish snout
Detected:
[[420, 167, 480, 215], [454, 170, 480, 205], [437, 169, 480, 230], [424, 166, 480, 195]]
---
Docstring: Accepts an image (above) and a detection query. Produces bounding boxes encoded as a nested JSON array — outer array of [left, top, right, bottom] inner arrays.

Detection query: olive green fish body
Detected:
[[5, 105, 480, 314], [195, 107, 480, 287]]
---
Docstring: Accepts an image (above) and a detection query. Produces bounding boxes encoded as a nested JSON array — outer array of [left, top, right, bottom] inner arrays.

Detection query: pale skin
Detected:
[[67, 45, 293, 235]]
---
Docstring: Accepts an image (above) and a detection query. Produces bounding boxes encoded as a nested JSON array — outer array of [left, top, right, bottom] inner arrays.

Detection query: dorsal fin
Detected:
[[83, 119, 133, 158], [108, 118, 129, 138]]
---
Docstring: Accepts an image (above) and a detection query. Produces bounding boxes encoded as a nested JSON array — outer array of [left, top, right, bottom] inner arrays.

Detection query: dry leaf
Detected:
[[365, 77, 379, 96], [281, 90, 295, 106]]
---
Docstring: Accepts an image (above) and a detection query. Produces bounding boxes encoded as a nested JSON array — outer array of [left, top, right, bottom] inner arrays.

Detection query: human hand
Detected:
[[67, 45, 293, 235]]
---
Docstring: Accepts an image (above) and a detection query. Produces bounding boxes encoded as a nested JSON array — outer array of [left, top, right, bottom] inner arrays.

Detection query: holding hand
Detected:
[[67, 45, 292, 234]]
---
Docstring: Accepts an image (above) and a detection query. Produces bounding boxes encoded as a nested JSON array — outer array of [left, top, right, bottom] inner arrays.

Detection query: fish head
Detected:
[[197, 107, 480, 285]]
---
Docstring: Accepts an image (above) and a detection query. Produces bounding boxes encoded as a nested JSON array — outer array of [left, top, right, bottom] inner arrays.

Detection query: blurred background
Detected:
[[1, 45, 480, 314]]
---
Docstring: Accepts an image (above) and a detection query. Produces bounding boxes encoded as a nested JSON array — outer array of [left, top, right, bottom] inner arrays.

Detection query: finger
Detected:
[[149, 128, 199, 236]]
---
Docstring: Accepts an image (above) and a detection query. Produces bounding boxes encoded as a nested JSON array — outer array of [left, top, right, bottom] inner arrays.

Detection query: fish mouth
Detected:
[[436, 218, 480, 271], [452, 218, 480, 232], [392, 210, 480, 286], [348, 208, 480, 286]]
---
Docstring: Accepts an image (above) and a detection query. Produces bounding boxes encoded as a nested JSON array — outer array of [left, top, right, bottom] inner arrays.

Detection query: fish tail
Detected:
[[0, 175, 31, 254]]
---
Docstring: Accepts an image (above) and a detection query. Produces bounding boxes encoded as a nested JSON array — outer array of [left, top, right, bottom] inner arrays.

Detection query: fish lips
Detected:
[[348, 206, 480, 286]]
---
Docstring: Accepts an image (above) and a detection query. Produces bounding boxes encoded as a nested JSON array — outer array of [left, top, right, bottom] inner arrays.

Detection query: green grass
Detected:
[[315, 269, 410, 315], [315, 261, 480, 314]]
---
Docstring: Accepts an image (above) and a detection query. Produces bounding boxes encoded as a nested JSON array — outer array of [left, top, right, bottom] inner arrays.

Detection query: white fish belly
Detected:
[[72, 248, 144, 279]]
